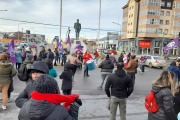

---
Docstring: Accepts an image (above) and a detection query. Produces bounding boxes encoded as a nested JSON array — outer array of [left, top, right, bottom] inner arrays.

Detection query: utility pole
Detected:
[[59, 0, 62, 41]]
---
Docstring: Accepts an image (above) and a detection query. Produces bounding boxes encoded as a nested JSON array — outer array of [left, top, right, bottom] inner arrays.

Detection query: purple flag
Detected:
[[58, 42, 64, 53], [6, 38, 16, 64], [74, 44, 83, 51], [164, 38, 179, 51], [67, 35, 71, 46]]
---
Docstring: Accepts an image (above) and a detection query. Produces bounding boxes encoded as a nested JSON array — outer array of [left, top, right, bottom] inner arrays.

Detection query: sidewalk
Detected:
[[0, 93, 147, 120]]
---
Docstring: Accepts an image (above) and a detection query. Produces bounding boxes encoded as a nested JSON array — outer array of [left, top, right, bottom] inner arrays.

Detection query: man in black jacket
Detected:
[[47, 48, 55, 62], [97, 55, 114, 90], [105, 63, 133, 120]]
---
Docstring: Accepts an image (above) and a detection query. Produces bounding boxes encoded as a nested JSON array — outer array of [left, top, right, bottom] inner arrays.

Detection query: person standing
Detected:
[[47, 48, 55, 62], [83, 50, 92, 77], [59, 63, 73, 95], [125, 54, 138, 85], [97, 55, 114, 90], [45, 58, 57, 78], [110, 53, 117, 66], [148, 71, 177, 120], [58, 49, 62, 64], [18, 74, 82, 120], [54, 48, 59, 66], [15, 46, 23, 69], [94, 49, 99, 65], [39, 46, 47, 61], [15, 61, 49, 108], [61, 51, 67, 66], [68, 53, 82, 80], [118, 52, 124, 63], [21, 46, 26, 62], [105, 63, 133, 120], [0, 54, 17, 109]]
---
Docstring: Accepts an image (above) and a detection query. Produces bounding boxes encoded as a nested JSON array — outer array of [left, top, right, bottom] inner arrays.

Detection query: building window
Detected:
[[166, 11, 170, 16], [160, 20, 163, 24], [129, 15, 130, 18], [164, 29, 168, 34], [132, 6, 134, 9], [167, 2, 171, 7], [159, 28, 162, 33], [160, 11, 164, 15], [161, 1, 165, 7], [131, 22, 132, 25], [131, 14, 133, 17], [150, 19, 155, 24], [165, 20, 169, 25], [129, 7, 131, 10]]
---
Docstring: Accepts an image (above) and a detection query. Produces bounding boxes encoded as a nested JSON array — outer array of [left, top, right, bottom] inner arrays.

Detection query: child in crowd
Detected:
[[59, 63, 73, 95]]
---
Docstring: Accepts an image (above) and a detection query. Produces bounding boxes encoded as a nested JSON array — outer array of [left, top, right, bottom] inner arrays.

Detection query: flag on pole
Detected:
[[67, 35, 71, 46], [58, 42, 64, 53], [74, 44, 83, 51], [164, 38, 179, 51], [6, 38, 16, 64]]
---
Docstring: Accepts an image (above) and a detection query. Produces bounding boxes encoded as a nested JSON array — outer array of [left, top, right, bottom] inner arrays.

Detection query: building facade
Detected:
[[122, 0, 180, 55]]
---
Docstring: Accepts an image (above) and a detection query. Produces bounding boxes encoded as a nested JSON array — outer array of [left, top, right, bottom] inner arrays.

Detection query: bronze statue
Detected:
[[74, 19, 81, 40]]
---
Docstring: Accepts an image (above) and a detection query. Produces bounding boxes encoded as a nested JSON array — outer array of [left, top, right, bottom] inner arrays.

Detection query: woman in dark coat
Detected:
[[148, 70, 177, 120], [18, 74, 82, 120]]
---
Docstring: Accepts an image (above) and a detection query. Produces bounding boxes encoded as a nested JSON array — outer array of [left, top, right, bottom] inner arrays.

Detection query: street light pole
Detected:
[[97, 0, 101, 48], [18, 23, 26, 42], [59, 0, 62, 41], [112, 22, 121, 47]]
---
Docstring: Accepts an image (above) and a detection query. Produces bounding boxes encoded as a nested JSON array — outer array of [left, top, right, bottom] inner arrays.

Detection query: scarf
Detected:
[[31, 91, 79, 110]]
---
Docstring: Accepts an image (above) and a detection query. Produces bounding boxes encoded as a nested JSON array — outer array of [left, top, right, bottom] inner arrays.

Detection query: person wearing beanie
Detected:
[[45, 58, 57, 78], [105, 62, 133, 120], [166, 61, 180, 88], [0, 53, 17, 110], [15, 61, 49, 108], [18, 74, 82, 120], [59, 63, 73, 95], [97, 54, 114, 90]]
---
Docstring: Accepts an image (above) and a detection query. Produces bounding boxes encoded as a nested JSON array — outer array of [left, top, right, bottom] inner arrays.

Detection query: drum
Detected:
[[86, 60, 96, 71]]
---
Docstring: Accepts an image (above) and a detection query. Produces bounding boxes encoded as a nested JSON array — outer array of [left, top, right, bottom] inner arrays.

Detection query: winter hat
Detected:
[[170, 61, 176, 66], [177, 59, 180, 63], [26, 53, 34, 61], [117, 62, 124, 70], [106, 55, 110, 60], [0, 54, 8, 60], [45, 58, 53, 69], [28, 61, 49, 74], [34, 74, 59, 94], [64, 62, 71, 71]]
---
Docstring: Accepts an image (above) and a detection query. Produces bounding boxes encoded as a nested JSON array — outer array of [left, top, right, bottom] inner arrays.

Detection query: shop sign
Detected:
[[139, 40, 151, 48]]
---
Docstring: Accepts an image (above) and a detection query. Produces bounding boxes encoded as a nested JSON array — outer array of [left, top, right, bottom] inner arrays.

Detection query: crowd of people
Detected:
[[1, 44, 180, 120]]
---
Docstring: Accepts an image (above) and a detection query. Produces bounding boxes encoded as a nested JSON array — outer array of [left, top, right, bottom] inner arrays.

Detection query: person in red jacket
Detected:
[[83, 49, 92, 77], [94, 49, 99, 65]]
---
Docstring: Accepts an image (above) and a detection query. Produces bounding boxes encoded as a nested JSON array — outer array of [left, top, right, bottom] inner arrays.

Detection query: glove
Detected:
[[74, 98, 82, 107]]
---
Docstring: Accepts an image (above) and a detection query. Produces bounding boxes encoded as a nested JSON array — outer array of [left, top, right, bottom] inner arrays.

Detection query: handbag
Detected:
[[106, 99, 110, 110]]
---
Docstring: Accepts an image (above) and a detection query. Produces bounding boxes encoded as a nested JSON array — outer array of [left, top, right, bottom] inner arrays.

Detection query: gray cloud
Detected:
[[0, 0, 128, 41]]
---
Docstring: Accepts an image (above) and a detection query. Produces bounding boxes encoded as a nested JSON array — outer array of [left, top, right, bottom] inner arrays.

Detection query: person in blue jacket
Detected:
[[15, 46, 23, 69], [45, 58, 57, 78]]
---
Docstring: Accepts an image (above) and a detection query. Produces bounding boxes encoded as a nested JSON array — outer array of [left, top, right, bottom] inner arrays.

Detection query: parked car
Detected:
[[144, 55, 166, 69], [107, 49, 117, 55]]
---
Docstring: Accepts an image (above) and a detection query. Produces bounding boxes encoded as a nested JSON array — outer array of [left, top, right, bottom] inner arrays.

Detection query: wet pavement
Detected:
[[0, 64, 165, 120]]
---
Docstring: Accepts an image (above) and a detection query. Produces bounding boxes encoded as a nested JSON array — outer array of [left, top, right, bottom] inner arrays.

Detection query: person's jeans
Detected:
[[127, 72, 135, 85], [100, 73, 111, 87], [84, 64, 89, 76], [110, 96, 127, 120]]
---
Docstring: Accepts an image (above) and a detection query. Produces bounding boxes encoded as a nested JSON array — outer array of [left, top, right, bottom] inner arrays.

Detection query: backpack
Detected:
[[18, 64, 29, 81], [145, 90, 160, 113]]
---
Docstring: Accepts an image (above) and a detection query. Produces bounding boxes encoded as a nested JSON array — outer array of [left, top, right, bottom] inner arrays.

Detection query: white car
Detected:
[[144, 55, 166, 69]]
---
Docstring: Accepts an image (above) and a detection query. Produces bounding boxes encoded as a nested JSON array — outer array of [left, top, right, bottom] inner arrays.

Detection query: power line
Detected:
[[0, 17, 119, 32]]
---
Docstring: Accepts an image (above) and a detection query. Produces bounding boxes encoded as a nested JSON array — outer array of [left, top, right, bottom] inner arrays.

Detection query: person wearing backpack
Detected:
[[18, 54, 34, 84], [15, 61, 49, 108], [148, 70, 177, 120]]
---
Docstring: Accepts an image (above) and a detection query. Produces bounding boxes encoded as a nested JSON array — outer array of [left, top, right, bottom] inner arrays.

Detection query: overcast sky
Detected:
[[0, 0, 128, 42]]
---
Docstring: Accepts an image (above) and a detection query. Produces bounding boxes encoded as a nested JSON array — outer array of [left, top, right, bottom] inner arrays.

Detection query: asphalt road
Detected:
[[0, 61, 172, 120]]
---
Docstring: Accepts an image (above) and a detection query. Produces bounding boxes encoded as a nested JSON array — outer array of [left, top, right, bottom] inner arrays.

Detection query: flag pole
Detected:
[[59, 0, 62, 42]]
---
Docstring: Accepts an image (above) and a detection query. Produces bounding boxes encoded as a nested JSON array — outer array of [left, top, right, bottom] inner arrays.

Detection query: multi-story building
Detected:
[[121, 0, 180, 55]]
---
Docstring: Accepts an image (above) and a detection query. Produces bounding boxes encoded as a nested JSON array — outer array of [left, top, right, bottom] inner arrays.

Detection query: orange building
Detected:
[[122, 0, 179, 55]]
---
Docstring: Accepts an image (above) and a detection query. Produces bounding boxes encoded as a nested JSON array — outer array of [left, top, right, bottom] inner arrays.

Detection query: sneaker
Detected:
[[97, 86, 103, 90], [1, 105, 6, 110], [87, 75, 90, 77]]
